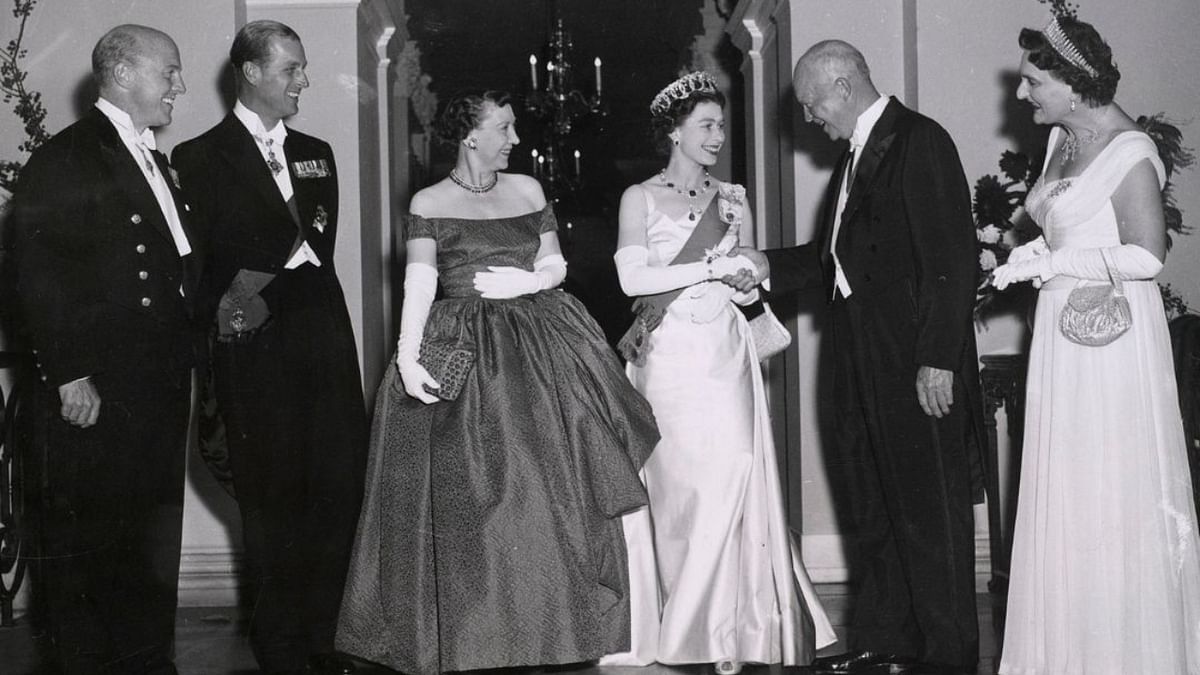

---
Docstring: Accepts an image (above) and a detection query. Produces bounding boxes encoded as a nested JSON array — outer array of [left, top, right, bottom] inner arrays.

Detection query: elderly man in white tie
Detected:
[[732, 40, 986, 675], [13, 23, 200, 675]]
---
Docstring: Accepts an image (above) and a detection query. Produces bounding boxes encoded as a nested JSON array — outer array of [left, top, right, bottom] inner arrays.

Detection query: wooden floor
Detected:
[[0, 585, 1005, 675]]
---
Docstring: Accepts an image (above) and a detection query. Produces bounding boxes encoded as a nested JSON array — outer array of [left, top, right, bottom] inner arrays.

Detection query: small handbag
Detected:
[[1058, 249, 1132, 347], [417, 337, 475, 401], [749, 301, 792, 361]]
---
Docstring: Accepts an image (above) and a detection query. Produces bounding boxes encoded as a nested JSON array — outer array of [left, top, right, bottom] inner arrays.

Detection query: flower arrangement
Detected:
[[973, 114, 1196, 322]]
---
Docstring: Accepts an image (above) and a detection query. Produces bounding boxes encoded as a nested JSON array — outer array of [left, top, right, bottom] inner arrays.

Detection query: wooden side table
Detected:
[[979, 353, 1027, 593]]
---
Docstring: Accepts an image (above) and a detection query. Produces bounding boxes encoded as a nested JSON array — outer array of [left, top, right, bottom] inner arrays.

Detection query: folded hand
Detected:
[[474, 266, 540, 299], [991, 255, 1054, 291]]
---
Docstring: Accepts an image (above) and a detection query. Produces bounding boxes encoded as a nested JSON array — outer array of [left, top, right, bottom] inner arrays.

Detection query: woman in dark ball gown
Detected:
[[335, 90, 660, 675]]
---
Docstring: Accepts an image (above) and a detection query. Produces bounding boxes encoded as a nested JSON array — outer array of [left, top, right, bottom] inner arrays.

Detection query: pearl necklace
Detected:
[[659, 169, 713, 221], [449, 169, 498, 194]]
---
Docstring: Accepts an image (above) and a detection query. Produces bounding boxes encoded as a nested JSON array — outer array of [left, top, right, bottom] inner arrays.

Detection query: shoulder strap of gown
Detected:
[[1087, 131, 1166, 201]]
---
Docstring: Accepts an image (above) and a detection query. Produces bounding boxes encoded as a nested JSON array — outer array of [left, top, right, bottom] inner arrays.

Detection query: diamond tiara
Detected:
[[650, 71, 719, 116], [1043, 16, 1098, 78]]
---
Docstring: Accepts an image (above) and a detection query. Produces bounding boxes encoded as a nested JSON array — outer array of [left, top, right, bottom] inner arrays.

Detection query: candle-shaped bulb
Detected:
[[529, 54, 538, 89], [594, 57, 603, 97], [573, 149, 581, 177]]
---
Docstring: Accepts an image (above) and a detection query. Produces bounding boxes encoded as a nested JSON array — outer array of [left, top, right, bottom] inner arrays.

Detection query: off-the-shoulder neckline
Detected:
[[407, 203, 551, 223]]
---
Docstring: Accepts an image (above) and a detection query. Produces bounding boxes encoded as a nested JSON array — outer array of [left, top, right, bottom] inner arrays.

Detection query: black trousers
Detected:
[[213, 303, 367, 673], [37, 375, 190, 675], [830, 301, 979, 669]]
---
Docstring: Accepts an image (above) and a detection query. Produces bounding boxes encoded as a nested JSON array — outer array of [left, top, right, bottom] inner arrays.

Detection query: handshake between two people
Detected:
[[718, 246, 770, 292]]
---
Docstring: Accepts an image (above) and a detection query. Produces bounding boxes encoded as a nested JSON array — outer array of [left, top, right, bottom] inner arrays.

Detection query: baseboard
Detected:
[[178, 547, 244, 607], [801, 533, 995, 592]]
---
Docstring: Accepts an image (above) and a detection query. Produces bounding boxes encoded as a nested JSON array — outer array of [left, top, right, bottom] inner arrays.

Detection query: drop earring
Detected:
[[1070, 99, 1077, 112]]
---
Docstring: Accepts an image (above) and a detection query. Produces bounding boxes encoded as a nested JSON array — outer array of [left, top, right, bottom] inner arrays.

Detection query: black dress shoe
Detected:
[[812, 650, 917, 673], [308, 653, 357, 675]]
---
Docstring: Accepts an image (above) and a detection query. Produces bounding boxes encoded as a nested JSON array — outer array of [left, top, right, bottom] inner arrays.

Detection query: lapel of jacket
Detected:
[[283, 131, 314, 234], [820, 149, 853, 259], [839, 97, 903, 228], [213, 114, 297, 232], [91, 109, 177, 248], [151, 149, 202, 292]]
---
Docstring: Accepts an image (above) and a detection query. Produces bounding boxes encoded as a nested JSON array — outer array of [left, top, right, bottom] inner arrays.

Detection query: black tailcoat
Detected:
[[173, 114, 367, 669], [766, 99, 985, 669], [13, 106, 200, 673]]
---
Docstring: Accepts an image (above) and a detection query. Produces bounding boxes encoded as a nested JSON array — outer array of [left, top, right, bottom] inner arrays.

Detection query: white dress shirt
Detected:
[[830, 94, 890, 299], [95, 98, 192, 258], [232, 101, 321, 269]]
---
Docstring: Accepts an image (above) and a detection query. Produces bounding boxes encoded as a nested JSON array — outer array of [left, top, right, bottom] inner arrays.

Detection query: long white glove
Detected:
[[992, 243, 1163, 290], [472, 254, 567, 299], [396, 262, 441, 404], [614, 245, 755, 296]]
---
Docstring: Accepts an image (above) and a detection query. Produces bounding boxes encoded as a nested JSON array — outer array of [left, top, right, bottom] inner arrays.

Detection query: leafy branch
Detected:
[[1, 0, 49, 192]]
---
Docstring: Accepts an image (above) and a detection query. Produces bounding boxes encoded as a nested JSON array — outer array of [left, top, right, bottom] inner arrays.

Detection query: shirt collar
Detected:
[[233, 100, 288, 145], [850, 94, 890, 151], [95, 97, 156, 150]]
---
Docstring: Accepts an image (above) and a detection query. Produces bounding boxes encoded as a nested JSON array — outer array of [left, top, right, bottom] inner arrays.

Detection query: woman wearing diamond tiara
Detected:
[[601, 72, 835, 673], [335, 90, 660, 674], [990, 15, 1200, 675]]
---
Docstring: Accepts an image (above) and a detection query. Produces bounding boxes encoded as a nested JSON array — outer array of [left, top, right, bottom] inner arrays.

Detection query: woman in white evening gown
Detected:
[[991, 16, 1200, 675], [601, 71, 836, 673]]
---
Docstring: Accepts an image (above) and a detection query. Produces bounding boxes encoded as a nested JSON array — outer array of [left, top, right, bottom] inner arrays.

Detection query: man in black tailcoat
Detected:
[[735, 40, 985, 675], [172, 19, 366, 675], [12, 24, 198, 674]]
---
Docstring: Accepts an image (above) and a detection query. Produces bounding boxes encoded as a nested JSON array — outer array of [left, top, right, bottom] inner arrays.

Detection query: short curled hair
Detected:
[[432, 90, 513, 144], [1019, 17, 1119, 106], [231, 20, 300, 71], [650, 89, 726, 156]]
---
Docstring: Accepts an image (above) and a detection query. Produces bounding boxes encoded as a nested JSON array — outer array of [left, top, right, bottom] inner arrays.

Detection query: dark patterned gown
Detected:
[[336, 206, 659, 674]]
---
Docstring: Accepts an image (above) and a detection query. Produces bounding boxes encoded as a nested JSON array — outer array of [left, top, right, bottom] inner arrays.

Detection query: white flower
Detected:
[[977, 224, 1002, 244], [979, 249, 998, 271]]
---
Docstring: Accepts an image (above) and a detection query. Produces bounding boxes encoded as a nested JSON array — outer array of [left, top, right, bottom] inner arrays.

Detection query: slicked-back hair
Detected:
[[433, 90, 514, 144], [231, 19, 300, 72]]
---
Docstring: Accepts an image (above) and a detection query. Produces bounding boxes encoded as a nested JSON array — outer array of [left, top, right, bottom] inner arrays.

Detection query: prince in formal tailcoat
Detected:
[[171, 20, 366, 675], [12, 25, 199, 674], [736, 41, 986, 675]]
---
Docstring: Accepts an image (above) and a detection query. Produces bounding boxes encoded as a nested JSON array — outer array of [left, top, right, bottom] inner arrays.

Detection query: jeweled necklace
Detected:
[[1059, 127, 1101, 163], [449, 169, 498, 194], [659, 169, 713, 221]]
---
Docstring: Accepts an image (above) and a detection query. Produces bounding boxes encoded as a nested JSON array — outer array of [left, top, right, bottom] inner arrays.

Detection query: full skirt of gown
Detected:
[[336, 208, 659, 675], [603, 280, 836, 666]]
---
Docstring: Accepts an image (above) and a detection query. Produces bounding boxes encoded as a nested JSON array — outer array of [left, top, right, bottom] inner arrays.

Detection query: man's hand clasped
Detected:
[[719, 247, 769, 292]]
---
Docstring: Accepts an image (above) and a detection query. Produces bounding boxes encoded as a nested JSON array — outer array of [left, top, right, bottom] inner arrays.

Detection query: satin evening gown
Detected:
[[603, 185, 837, 667]]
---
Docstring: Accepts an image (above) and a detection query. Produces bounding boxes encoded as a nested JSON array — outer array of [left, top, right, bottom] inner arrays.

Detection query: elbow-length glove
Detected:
[[395, 262, 441, 404], [992, 242, 1162, 291], [614, 245, 755, 296], [473, 254, 567, 299]]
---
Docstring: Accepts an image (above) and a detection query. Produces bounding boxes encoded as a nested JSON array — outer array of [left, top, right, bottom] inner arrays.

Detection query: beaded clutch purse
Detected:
[[749, 301, 791, 361], [1058, 250, 1132, 347], [417, 338, 475, 401]]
